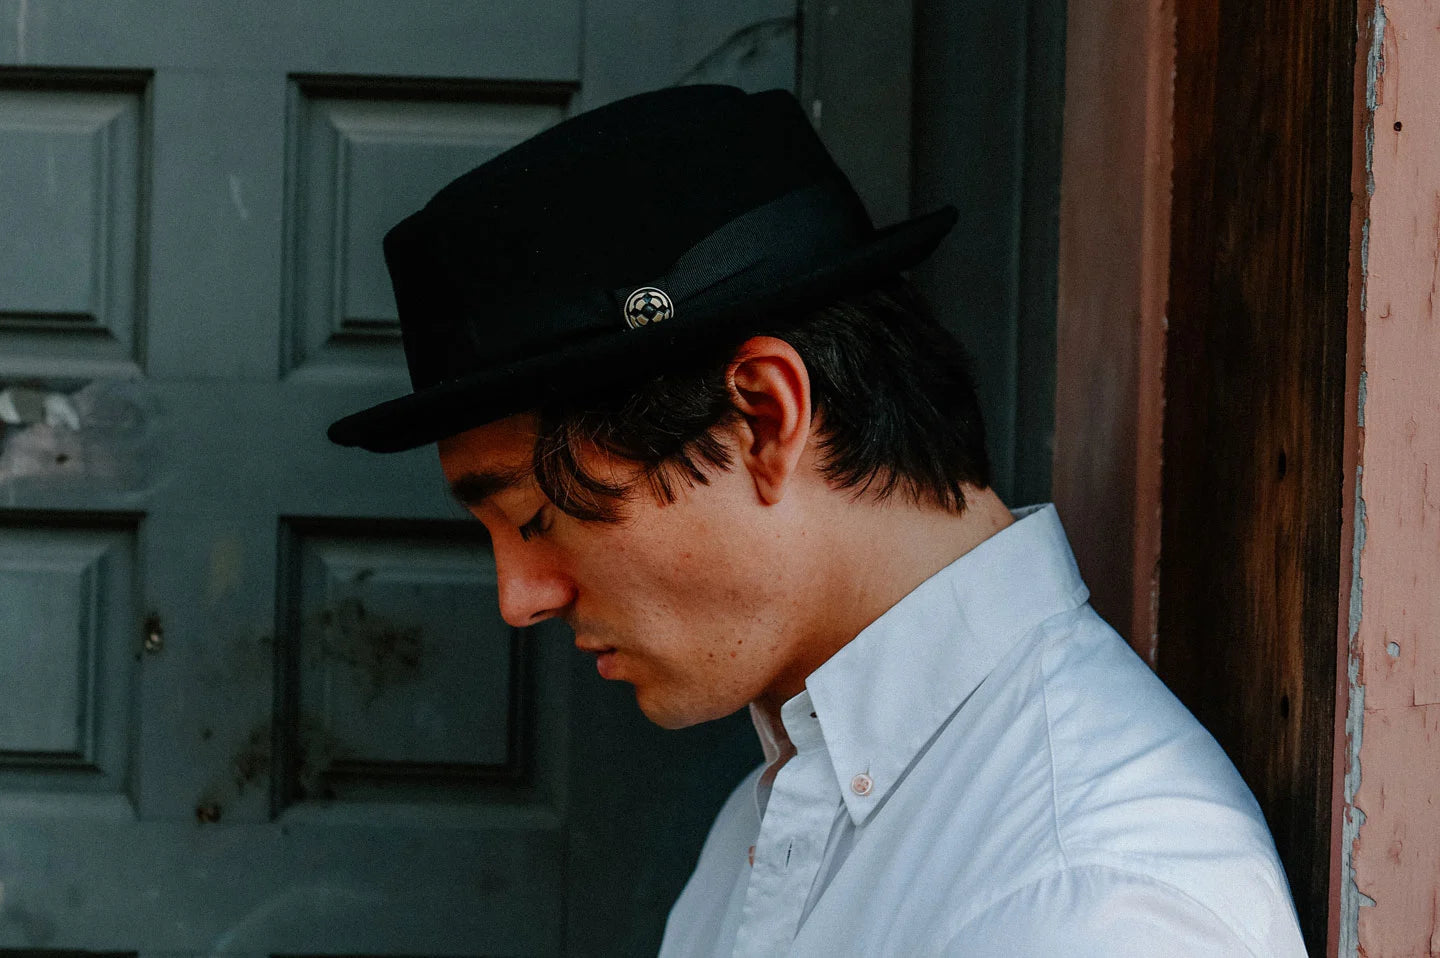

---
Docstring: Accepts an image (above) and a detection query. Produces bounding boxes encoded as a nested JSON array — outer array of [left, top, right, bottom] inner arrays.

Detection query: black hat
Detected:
[[327, 85, 957, 453]]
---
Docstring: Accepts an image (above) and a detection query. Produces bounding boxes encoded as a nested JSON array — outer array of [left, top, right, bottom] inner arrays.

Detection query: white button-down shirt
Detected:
[[660, 505, 1306, 957]]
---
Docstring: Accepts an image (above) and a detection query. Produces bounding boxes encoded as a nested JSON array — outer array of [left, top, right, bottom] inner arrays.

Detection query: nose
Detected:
[[490, 537, 574, 628]]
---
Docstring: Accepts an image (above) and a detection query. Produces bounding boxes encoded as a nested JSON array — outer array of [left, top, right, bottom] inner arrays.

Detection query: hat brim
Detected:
[[327, 205, 958, 453]]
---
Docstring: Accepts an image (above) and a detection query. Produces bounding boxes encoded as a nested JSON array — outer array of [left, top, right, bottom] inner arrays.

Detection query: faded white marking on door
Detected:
[[228, 174, 250, 220], [15, 0, 28, 62]]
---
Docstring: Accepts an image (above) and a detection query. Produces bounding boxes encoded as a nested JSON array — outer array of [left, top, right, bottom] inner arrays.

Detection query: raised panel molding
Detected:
[[277, 520, 531, 809], [0, 72, 147, 378], [281, 78, 569, 380], [0, 518, 137, 794]]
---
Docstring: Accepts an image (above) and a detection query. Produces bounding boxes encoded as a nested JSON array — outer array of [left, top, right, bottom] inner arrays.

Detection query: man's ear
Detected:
[[725, 336, 812, 505]]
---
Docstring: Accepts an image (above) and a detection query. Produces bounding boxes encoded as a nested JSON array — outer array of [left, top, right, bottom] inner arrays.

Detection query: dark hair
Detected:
[[531, 275, 990, 522]]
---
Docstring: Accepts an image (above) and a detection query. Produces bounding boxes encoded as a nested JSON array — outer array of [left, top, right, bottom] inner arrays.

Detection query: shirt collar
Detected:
[[777, 504, 1089, 826]]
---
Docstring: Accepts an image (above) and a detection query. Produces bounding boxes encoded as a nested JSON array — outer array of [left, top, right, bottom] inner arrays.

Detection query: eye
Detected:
[[517, 506, 550, 542]]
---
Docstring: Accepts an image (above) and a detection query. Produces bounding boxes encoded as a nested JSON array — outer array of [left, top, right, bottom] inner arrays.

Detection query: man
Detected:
[[329, 86, 1306, 955]]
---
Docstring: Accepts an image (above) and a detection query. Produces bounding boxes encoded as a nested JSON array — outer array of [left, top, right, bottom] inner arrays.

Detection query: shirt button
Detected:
[[850, 773, 874, 796]]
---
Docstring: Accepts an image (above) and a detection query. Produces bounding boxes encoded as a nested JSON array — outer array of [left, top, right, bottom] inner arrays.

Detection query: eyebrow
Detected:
[[447, 464, 534, 507]]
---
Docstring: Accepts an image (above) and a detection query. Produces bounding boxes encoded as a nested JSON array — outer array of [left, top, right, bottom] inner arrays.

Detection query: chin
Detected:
[[635, 696, 702, 730], [633, 687, 736, 730]]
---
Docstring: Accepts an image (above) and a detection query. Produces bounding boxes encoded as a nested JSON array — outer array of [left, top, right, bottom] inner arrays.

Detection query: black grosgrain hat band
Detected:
[[616, 182, 867, 322], [413, 183, 868, 386], [326, 85, 958, 452]]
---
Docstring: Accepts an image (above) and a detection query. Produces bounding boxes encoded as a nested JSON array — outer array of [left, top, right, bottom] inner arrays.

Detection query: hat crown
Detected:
[[327, 84, 957, 453], [383, 86, 872, 390]]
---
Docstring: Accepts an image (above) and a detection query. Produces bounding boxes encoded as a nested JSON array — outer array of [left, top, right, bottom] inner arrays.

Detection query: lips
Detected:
[[575, 640, 620, 679]]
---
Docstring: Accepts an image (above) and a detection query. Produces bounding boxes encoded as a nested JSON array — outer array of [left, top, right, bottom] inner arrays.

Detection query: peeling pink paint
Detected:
[[1346, 0, 1440, 953], [1354, 708, 1440, 953]]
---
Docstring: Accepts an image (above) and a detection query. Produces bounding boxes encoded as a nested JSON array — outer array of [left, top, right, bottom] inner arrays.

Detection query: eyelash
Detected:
[[517, 507, 549, 542]]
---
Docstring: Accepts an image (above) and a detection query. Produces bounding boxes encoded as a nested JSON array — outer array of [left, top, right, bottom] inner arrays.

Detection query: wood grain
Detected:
[[1158, 0, 1355, 951]]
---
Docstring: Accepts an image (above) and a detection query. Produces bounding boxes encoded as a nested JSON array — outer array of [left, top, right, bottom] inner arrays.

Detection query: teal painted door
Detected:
[[0, 2, 791, 954]]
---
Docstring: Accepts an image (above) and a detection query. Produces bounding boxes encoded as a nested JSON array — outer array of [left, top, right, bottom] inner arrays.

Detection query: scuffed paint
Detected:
[[1366, 5, 1388, 111], [205, 537, 245, 607], [1341, 467, 1373, 958], [1345, 0, 1440, 952], [227, 173, 250, 222], [309, 596, 424, 700], [1340, 3, 1379, 953], [1360, 221, 1371, 314], [1364, 5, 1388, 198], [1350, 469, 1367, 650], [674, 16, 796, 86], [0, 386, 79, 431], [14, 0, 26, 64], [1358, 369, 1368, 428], [0, 381, 153, 490], [1341, 12, 1382, 945]]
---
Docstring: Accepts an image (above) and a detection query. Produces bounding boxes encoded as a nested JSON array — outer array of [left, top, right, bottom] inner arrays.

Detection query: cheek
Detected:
[[572, 526, 715, 614], [567, 500, 789, 681], [646, 602, 788, 705]]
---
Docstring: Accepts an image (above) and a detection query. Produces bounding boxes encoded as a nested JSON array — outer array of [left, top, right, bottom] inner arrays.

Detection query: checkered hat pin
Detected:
[[623, 287, 675, 329]]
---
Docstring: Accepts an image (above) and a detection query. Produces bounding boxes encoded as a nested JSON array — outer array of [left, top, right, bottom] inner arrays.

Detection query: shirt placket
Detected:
[[731, 707, 839, 957]]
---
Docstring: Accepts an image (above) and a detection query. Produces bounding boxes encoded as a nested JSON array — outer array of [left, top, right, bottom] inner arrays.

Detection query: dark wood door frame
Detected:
[[1158, 0, 1354, 951], [1057, 0, 1357, 954]]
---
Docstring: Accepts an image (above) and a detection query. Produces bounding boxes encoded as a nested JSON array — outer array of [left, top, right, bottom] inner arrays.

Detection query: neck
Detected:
[[752, 485, 1015, 727]]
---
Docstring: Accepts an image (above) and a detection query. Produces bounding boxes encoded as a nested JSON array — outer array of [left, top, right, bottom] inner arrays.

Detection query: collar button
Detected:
[[850, 773, 874, 797]]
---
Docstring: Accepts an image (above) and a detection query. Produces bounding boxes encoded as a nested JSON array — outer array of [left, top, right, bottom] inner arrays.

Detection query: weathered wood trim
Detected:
[[1330, 3, 1374, 955], [1157, 0, 1355, 950], [1053, 0, 1173, 657]]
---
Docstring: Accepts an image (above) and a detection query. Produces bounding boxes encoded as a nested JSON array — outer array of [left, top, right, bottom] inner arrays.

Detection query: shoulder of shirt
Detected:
[[1026, 605, 1300, 954], [937, 862, 1282, 957]]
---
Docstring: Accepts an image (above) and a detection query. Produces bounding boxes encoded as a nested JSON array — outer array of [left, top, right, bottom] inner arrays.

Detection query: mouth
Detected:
[[575, 640, 620, 679]]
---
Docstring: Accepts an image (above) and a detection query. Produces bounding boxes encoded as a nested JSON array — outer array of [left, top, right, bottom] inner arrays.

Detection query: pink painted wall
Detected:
[[1344, 0, 1440, 953]]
